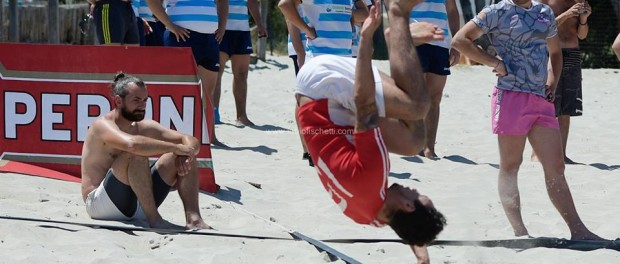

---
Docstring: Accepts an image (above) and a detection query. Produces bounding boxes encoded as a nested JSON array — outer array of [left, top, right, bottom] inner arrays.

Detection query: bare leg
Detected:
[[121, 155, 170, 228], [497, 134, 528, 237], [154, 153, 210, 229], [231, 54, 254, 126], [370, 0, 429, 154], [198, 65, 223, 146], [528, 125, 602, 240], [421, 73, 446, 159], [214, 52, 229, 110], [557, 115, 574, 164]]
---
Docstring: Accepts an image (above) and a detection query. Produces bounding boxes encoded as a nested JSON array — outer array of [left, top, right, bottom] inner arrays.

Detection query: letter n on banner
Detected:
[[0, 43, 219, 193]]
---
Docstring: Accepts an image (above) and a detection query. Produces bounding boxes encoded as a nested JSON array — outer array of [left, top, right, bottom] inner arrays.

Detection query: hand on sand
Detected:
[[410, 22, 444, 46], [360, 1, 382, 39]]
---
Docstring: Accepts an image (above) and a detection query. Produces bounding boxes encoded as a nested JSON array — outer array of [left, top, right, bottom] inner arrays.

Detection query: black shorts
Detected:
[[290, 55, 300, 76], [219, 30, 253, 56], [164, 29, 221, 72], [554, 48, 583, 117], [93, 0, 140, 45], [102, 163, 171, 217], [416, 44, 451, 75]]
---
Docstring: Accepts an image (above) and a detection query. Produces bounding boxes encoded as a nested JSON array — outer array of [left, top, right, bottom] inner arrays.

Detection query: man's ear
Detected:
[[114, 95, 122, 107], [402, 199, 416, 213]]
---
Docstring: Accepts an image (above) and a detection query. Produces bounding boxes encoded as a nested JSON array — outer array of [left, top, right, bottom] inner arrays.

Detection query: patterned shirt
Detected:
[[472, 0, 557, 96]]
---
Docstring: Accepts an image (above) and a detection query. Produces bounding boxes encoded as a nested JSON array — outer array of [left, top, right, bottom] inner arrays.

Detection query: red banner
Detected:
[[0, 43, 218, 193]]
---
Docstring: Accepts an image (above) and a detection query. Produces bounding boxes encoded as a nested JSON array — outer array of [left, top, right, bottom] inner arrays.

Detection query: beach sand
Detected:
[[1, 56, 619, 263]]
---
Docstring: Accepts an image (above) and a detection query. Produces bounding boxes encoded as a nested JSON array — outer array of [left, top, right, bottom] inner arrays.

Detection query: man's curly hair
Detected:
[[389, 199, 447, 246]]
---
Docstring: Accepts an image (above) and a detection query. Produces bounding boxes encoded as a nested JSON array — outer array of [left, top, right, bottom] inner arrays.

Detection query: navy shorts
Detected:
[[102, 164, 171, 217], [219, 30, 253, 56], [164, 29, 220, 72], [416, 44, 451, 75], [93, 0, 139, 45]]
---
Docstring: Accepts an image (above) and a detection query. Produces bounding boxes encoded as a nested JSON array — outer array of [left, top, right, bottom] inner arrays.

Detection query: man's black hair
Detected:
[[389, 199, 447, 246]]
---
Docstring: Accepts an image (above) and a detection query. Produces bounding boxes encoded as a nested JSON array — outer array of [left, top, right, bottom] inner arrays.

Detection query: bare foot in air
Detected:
[[235, 116, 255, 127]]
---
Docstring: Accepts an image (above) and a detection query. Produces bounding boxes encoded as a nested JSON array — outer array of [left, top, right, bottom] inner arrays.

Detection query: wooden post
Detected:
[[9, 0, 18, 42], [49, 0, 60, 44], [257, 0, 268, 61]]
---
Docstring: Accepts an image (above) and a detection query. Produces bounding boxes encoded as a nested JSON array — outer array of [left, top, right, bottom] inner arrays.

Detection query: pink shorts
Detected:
[[491, 87, 559, 135]]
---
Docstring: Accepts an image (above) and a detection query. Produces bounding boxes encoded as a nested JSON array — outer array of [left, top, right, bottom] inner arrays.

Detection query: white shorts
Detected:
[[85, 183, 145, 221], [295, 55, 386, 127]]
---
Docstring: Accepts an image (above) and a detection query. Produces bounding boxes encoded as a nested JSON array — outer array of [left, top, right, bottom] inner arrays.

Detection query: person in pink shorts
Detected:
[[452, 0, 603, 240]]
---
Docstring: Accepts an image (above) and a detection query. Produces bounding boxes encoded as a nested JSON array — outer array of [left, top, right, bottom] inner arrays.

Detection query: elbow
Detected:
[[277, 0, 288, 11]]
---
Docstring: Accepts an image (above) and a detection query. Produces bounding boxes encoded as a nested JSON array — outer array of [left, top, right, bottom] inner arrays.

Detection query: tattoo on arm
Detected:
[[355, 103, 379, 132]]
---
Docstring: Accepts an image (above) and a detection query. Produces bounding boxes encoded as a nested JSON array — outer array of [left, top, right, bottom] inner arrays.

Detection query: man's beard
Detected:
[[121, 106, 145, 122]]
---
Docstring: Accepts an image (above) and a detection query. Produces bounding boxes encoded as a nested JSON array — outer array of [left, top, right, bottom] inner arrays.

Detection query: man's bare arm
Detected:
[[452, 22, 503, 69], [94, 120, 187, 157], [545, 34, 563, 101], [278, 0, 316, 39], [248, 0, 268, 37], [411, 245, 430, 264], [354, 2, 380, 133]]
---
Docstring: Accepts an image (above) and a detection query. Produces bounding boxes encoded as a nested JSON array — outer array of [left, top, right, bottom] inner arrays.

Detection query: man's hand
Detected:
[[449, 47, 460, 66], [411, 244, 430, 264], [175, 155, 193, 176], [168, 24, 190, 42], [257, 25, 268, 38], [305, 27, 317, 40], [360, 1, 382, 39], [492, 59, 507, 77], [142, 18, 153, 35], [579, 1, 591, 19], [215, 28, 225, 43], [545, 84, 556, 102], [410, 22, 444, 46], [174, 144, 195, 157]]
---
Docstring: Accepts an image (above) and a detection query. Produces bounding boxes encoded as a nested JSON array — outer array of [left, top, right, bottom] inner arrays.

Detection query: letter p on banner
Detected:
[[0, 43, 219, 193]]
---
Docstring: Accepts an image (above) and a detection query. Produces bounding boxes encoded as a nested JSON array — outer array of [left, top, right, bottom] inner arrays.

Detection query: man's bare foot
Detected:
[[571, 230, 605, 240], [564, 156, 577, 165], [186, 220, 212, 230], [421, 148, 439, 160], [235, 116, 255, 126], [410, 22, 445, 46], [513, 228, 529, 237], [149, 219, 184, 230]]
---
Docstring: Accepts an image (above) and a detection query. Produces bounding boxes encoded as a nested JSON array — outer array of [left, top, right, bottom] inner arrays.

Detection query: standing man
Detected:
[[452, 0, 601, 240], [147, 0, 228, 145], [81, 73, 210, 230], [536, 0, 591, 164], [214, 0, 268, 126], [296, 1, 448, 262], [410, 0, 460, 159], [278, 0, 368, 60], [89, 0, 140, 45]]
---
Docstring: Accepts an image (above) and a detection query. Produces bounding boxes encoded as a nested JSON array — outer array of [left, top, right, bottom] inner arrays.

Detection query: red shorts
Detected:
[[297, 99, 389, 225]]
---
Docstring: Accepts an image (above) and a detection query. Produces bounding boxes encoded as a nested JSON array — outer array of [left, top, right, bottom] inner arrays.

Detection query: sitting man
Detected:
[[81, 73, 209, 230], [296, 0, 446, 262]]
